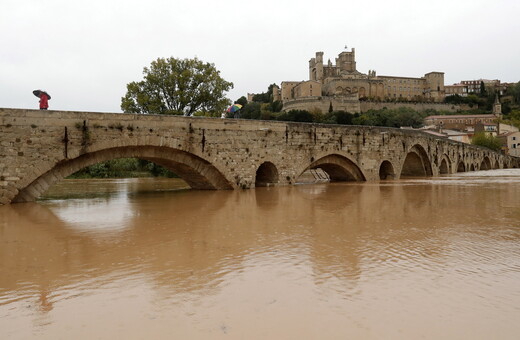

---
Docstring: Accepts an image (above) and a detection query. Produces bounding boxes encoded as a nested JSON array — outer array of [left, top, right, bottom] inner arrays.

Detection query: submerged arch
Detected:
[[400, 144, 433, 177], [12, 146, 233, 203], [255, 162, 279, 187], [457, 161, 466, 173], [379, 160, 395, 180], [439, 157, 450, 174], [298, 154, 366, 182], [480, 157, 492, 170]]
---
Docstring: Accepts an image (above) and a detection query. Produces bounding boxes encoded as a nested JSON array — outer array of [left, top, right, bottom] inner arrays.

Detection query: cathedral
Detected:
[[275, 48, 445, 113]]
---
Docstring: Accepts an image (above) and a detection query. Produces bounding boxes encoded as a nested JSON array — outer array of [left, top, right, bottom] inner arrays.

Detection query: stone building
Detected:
[[460, 79, 500, 95], [447, 79, 507, 96], [499, 131, 520, 157], [279, 48, 446, 113], [424, 114, 499, 130], [445, 83, 469, 97]]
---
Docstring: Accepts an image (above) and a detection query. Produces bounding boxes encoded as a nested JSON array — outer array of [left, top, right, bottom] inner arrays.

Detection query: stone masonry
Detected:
[[1, 108, 518, 204]]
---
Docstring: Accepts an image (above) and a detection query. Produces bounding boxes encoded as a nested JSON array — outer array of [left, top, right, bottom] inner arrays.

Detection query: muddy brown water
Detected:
[[1, 170, 520, 339]]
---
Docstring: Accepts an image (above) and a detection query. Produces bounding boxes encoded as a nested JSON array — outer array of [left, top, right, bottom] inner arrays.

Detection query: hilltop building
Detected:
[[277, 48, 447, 113], [445, 79, 509, 97]]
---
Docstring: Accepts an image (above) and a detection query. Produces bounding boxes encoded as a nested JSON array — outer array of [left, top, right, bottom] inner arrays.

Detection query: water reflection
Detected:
[[1, 172, 520, 339]]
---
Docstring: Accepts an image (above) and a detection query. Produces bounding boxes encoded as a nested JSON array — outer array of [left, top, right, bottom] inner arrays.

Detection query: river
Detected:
[[1, 170, 520, 339]]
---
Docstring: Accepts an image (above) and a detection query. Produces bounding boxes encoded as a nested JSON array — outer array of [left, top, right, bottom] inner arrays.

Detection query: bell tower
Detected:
[[493, 93, 502, 117], [336, 48, 356, 73]]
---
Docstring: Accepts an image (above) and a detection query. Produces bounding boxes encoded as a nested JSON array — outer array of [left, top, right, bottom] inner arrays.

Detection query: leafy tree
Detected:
[[235, 96, 248, 107], [276, 110, 314, 123], [479, 81, 487, 97], [320, 111, 355, 125], [334, 111, 355, 125], [352, 107, 426, 128], [506, 81, 520, 104], [269, 100, 283, 112], [471, 132, 502, 151], [239, 102, 262, 119], [501, 109, 520, 129], [252, 83, 278, 103], [445, 94, 465, 104], [121, 57, 233, 116]]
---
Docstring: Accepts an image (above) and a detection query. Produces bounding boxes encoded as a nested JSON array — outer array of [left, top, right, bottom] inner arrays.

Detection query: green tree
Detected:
[[479, 81, 487, 97], [252, 93, 270, 103], [239, 102, 262, 119], [235, 96, 248, 107], [334, 111, 355, 125], [444, 94, 465, 104], [252, 83, 279, 103], [352, 107, 426, 128], [269, 100, 283, 112], [506, 81, 520, 104], [121, 57, 233, 116], [276, 110, 314, 122], [501, 109, 520, 129], [471, 132, 502, 151]]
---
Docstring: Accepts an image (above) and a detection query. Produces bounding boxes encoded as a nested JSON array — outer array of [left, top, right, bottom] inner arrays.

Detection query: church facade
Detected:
[[275, 48, 446, 113]]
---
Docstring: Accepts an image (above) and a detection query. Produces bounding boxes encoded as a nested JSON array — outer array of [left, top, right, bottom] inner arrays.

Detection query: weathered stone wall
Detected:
[[283, 97, 469, 114], [360, 101, 470, 113], [1, 108, 518, 204], [283, 97, 361, 113]]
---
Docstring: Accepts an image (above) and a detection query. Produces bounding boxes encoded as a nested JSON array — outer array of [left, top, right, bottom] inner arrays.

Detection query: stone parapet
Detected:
[[1, 108, 517, 204]]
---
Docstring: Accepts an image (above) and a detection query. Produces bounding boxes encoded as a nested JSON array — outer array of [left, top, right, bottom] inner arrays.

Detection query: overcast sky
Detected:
[[1, 0, 519, 112]]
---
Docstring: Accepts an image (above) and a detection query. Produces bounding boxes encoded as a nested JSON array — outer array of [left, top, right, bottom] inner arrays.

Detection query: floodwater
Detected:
[[1, 171, 520, 339]]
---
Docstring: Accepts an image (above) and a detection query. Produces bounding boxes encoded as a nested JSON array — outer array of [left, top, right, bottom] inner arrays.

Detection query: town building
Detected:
[[445, 83, 468, 97], [498, 131, 520, 157], [424, 114, 498, 130], [420, 129, 471, 144], [459, 79, 507, 95]]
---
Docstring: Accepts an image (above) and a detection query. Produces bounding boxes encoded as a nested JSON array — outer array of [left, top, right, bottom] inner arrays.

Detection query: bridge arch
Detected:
[[480, 156, 492, 170], [379, 160, 396, 180], [298, 154, 366, 182], [12, 146, 233, 203], [255, 162, 279, 187], [439, 155, 450, 174], [456, 161, 466, 172], [400, 144, 433, 177]]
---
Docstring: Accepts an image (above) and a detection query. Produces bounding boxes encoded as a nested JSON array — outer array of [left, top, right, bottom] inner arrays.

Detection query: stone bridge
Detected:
[[1, 108, 518, 204]]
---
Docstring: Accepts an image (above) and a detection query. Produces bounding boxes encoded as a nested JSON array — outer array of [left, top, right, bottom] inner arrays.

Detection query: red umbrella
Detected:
[[33, 89, 51, 100]]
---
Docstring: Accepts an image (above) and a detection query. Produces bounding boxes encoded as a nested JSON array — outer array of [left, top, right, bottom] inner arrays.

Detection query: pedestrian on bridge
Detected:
[[33, 90, 51, 110]]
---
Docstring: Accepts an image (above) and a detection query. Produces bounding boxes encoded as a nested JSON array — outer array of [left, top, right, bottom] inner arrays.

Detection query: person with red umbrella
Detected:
[[33, 90, 51, 110]]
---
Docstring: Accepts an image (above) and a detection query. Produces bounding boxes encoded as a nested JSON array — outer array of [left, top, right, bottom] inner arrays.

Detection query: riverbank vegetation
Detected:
[[67, 159, 177, 179], [471, 132, 502, 151]]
